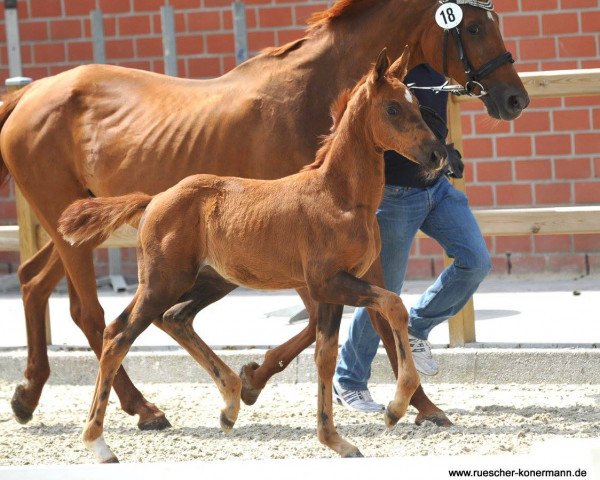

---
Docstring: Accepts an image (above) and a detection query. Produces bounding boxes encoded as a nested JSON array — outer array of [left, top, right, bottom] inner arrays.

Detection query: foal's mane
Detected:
[[301, 74, 369, 172], [263, 0, 387, 56]]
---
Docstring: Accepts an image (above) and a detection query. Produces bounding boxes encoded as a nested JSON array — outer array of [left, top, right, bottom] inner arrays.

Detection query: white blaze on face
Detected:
[[404, 89, 413, 104]]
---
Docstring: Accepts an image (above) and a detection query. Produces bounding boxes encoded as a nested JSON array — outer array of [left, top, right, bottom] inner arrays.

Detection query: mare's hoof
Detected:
[[101, 456, 120, 464], [138, 414, 171, 431], [11, 385, 34, 424], [415, 411, 453, 427], [240, 362, 263, 406], [343, 449, 364, 458], [384, 404, 400, 429], [220, 411, 236, 433]]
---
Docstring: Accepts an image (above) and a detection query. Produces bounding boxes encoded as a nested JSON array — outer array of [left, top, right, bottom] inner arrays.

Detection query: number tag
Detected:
[[435, 3, 463, 29]]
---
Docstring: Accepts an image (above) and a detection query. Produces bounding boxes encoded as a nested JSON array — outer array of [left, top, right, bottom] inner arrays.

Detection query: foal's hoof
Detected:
[[240, 362, 263, 406], [343, 449, 364, 458], [415, 411, 453, 427], [138, 414, 171, 431], [384, 404, 401, 429], [219, 411, 236, 433], [101, 456, 120, 464], [11, 385, 34, 424]]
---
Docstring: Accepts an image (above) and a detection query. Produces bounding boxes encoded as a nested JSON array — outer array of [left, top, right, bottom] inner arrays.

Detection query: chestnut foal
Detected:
[[59, 49, 445, 461]]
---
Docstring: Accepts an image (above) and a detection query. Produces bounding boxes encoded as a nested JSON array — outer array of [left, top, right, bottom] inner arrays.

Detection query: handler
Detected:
[[333, 64, 491, 412]]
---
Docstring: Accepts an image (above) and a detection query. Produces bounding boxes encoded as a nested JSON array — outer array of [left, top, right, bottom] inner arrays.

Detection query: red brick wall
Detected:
[[0, 0, 598, 278]]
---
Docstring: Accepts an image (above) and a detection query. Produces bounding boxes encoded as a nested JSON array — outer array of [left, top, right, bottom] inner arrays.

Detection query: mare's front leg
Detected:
[[309, 271, 420, 430], [363, 260, 453, 427]]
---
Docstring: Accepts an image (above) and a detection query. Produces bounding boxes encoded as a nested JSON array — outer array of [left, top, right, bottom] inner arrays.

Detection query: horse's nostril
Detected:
[[508, 94, 528, 112]]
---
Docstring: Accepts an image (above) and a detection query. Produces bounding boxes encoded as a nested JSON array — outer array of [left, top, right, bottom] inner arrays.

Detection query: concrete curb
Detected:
[[1, 347, 599, 385]]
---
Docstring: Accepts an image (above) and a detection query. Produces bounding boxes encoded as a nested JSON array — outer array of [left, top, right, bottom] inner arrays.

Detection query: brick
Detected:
[[496, 184, 532, 205], [206, 34, 234, 54], [67, 41, 93, 62], [513, 111, 550, 133], [554, 158, 591, 180], [574, 234, 600, 252], [535, 134, 572, 156], [542, 61, 578, 70], [65, 0, 97, 16], [277, 29, 306, 45], [496, 236, 532, 253], [515, 159, 552, 180], [33, 43, 65, 63], [496, 136, 532, 157], [520, 38, 556, 60], [119, 15, 151, 36], [553, 109, 591, 131], [575, 181, 600, 203], [582, 60, 600, 69], [510, 255, 546, 274], [133, 0, 164, 11], [534, 234, 572, 253], [30, 0, 62, 17], [494, 0, 519, 12], [223, 55, 236, 73], [106, 39, 135, 59], [295, 5, 325, 25], [204, 0, 235, 7], [502, 15, 539, 37], [171, 0, 202, 8], [99, 0, 131, 14], [23, 66, 49, 79], [463, 138, 493, 159], [561, 0, 598, 7], [248, 31, 276, 52], [117, 60, 152, 71], [559, 36, 597, 58], [522, 0, 558, 10], [595, 157, 600, 178], [222, 9, 257, 30], [176, 35, 204, 55], [84, 17, 116, 37], [529, 97, 562, 108], [565, 96, 600, 107], [49, 65, 75, 76], [188, 11, 221, 31], [49, 19, 82, 40], [405, 258, 434, 280], [548, 255, 585, 273], [474, 114, 511, 134], [465, 185, 493, 206], [136, 37, 163, 57], [541, 13, 579, 35], [20, 21, 48, 41], [418, 238, 442, 256], [535, 183, 572, 204], [476, 161, 513, 182], [581, 11, 600, 33], [20, 44, 32, 64], [187, 57, 222, 78], [259, 7, 293, 28], [574, 133, 600, 154]]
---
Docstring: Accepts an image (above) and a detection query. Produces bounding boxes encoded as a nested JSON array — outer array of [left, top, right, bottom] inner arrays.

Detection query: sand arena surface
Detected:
[[1, 381, 599, 465]]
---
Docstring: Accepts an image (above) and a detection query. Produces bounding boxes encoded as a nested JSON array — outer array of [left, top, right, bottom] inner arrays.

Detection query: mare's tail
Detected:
[[0, 87, 29, 186], [58, 193, 153, 246]]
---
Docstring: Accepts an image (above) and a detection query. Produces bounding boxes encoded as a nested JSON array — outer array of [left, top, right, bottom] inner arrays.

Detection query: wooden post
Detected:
[[445, 96, 476, 347], [6, 77, 52, 345]]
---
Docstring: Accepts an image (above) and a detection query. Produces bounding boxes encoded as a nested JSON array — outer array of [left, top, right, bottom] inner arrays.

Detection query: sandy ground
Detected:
[[1, 381, 599, 465]]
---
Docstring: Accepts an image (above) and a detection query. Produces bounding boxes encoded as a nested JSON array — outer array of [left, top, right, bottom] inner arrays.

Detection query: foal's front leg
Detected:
[[309, 271, 420, 430]]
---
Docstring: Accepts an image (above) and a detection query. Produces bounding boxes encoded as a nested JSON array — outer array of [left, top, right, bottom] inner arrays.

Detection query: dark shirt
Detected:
[[384, 64, 448, 187]]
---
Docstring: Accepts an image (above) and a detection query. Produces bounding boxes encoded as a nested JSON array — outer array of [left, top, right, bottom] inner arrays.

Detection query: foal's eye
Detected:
[[467, 23, 481, 35], [386, 105, 399, 116]]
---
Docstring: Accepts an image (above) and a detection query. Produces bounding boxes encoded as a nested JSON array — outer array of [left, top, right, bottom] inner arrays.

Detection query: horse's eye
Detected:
[[387, 105, 399, 116], [467, 23, 481, 35]]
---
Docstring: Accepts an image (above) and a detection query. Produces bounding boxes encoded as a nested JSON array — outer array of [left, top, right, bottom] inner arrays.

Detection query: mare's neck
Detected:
[[317, 99, 385, 212]]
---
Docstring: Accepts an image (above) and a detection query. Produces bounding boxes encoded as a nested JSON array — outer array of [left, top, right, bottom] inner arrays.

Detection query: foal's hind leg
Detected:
[[155, 315, 242, 432], [12, 241, 63, 424]]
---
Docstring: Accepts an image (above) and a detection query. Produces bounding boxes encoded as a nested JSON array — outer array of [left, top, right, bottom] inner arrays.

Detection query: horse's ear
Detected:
[[389, 45, 410, 81], [372, 48, 390, 83]]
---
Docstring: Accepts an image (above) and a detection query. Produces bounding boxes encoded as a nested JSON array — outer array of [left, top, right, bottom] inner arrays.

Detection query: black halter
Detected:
[[440, 1, 514, 96]]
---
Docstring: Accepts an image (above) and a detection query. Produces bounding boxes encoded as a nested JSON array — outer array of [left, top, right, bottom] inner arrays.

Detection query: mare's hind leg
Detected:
[[12, 241, 63, 424], [314, 303, 362, 458], [308, 271, 420, 433], [240, 286, 318, 405], [155, 314, 242, 432]]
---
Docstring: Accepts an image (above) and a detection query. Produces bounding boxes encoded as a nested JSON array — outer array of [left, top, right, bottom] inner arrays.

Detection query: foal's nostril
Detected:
[[430, 145, 446, 166]]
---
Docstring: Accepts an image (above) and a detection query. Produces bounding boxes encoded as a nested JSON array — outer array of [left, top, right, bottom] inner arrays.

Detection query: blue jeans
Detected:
[[334, 177, 491, 390]]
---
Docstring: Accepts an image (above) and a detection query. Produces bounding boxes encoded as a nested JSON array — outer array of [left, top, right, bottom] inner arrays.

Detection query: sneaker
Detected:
[[409, 334, 439, 376], [333, 382, 385, 413]]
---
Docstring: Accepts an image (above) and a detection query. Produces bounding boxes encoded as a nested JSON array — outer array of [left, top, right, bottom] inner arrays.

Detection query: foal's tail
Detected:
[[0, 87, 29, 186], [58, 193, 153, 246]]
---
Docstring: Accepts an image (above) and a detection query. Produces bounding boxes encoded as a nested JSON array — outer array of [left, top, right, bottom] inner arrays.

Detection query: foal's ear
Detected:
[[389, 45, 410, 81], [372, 48, 390, 83]]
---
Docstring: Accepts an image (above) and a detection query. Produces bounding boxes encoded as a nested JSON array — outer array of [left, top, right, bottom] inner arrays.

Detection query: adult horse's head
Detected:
[[363, 48, 447, 172], [418, 0, 529, 120]]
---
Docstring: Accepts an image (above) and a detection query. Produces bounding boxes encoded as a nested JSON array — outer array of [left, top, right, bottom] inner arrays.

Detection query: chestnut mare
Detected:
[[0, 0, 528, 430], [59, 49, 444, 461]]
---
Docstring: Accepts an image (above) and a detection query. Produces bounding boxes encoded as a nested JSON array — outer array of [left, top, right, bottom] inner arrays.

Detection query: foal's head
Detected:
[[361, 48, 446, 172]]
